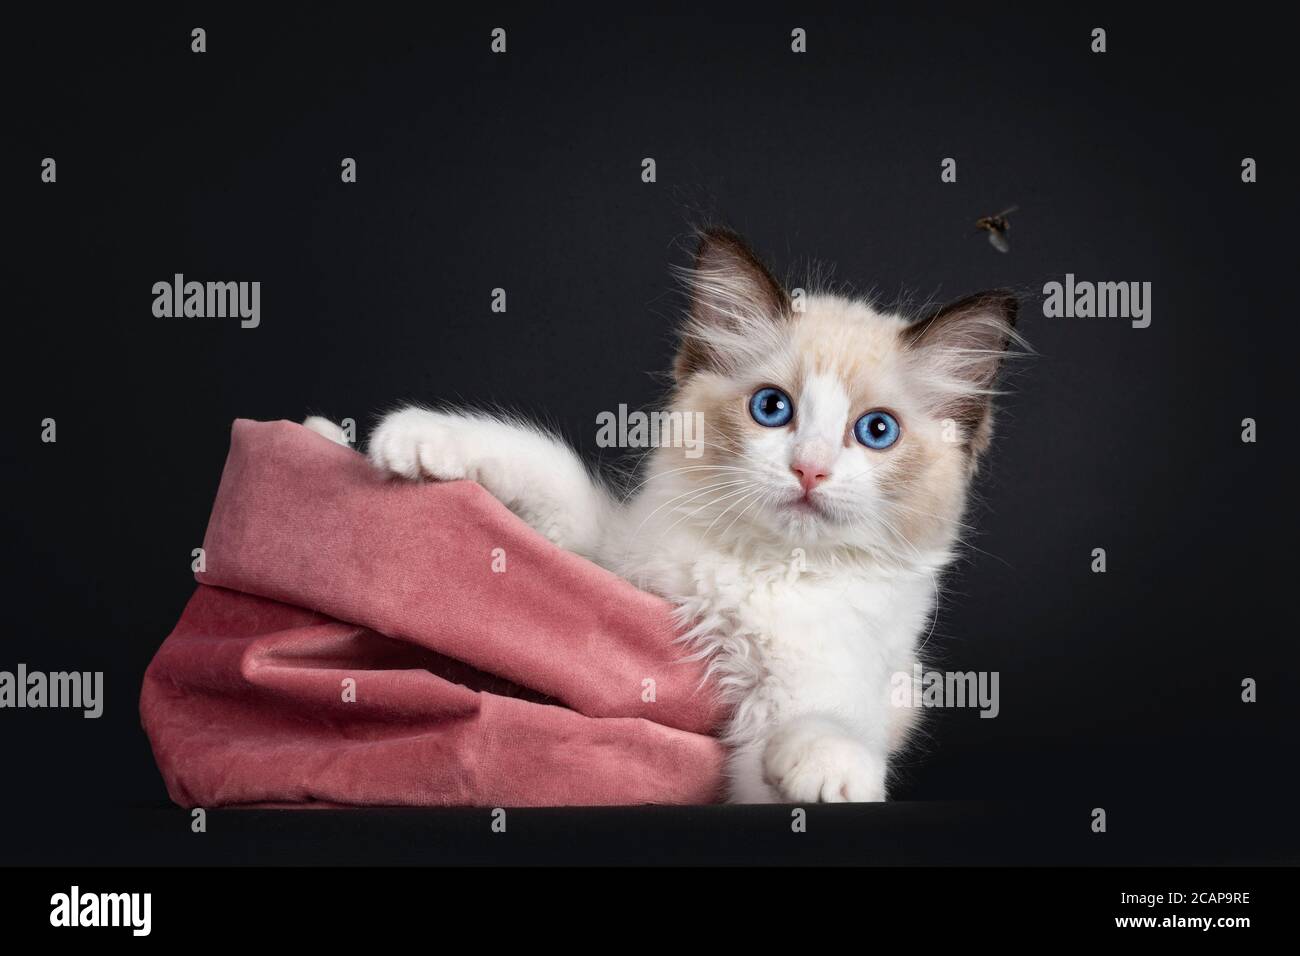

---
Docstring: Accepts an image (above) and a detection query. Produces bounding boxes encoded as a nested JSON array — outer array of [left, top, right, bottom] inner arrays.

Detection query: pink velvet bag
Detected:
[[139, 419, 726, 807]]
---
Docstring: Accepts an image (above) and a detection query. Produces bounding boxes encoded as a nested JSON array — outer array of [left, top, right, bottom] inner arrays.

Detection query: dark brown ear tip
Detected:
[[694, 225, 747, 260], [697, 225, 739, 241], [906, 288, 1021, 349], [988, 290, 1020, 327], [958, 289, 1020, 328]]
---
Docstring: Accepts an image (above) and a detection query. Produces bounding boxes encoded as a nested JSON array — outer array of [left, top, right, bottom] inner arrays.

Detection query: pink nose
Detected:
[[791, 461, 830, 493]]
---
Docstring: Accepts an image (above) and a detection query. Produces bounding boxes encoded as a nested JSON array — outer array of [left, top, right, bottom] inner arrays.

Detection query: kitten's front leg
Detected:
[[760, 715, 888, 803], [367, 406, 612, 557], [727, 629, 894, 803]]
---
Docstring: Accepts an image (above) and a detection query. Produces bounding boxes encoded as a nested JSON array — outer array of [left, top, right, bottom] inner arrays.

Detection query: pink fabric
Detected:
[[140, 419, 726, 807]]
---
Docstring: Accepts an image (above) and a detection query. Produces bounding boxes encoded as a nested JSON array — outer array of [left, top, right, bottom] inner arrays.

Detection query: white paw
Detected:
[[762, 722, 886, 803], [367, 410, 471, 482], [302, 416, 349, 446]]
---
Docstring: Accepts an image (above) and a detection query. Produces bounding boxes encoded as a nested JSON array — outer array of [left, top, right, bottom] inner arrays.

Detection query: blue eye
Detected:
[[749, 387, 794, 427], [854, 410, 900, 449]]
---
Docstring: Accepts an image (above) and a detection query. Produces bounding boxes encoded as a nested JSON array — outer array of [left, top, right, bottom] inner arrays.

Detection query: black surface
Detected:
[[6, 4, 1294, 866], [11, 800, 1296, 867]]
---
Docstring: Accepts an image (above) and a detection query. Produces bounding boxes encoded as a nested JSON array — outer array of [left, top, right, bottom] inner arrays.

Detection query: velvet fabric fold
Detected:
[[140, 419, 726, 807]]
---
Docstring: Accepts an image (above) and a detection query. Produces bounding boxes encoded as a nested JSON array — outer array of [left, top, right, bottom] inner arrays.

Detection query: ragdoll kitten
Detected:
[[305, 228, 1018, 803]]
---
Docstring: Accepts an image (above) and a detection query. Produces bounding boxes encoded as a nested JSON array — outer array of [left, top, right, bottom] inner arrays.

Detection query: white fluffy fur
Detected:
[[314, 239, 1014, 804], [303, 415, 349, 446]]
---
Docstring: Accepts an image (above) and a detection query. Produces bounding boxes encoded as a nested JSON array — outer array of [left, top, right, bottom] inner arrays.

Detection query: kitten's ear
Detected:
[[674, 228, 790, 382], [903, 290, 1019, 455]]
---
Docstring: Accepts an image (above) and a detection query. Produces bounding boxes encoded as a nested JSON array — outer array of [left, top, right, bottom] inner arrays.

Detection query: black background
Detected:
[[6, 4, 1295, 865]]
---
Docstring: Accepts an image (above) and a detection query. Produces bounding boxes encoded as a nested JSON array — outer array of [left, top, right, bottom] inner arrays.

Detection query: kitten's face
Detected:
[[668, 229, 1017, 560]]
